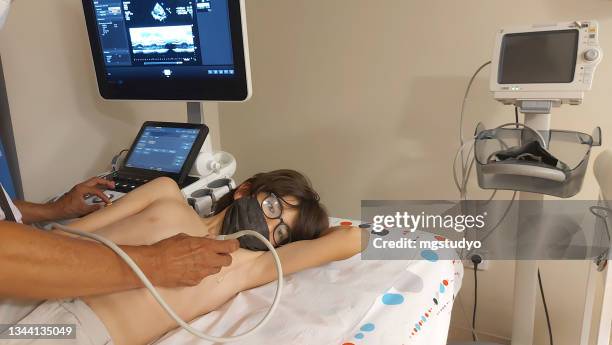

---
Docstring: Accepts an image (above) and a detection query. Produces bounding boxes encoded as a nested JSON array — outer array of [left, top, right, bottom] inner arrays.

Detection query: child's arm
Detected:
[[242, 226, 366, 290]]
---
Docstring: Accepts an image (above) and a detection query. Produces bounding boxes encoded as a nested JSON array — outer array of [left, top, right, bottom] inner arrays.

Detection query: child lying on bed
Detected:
[[61, 169, 362, 345]]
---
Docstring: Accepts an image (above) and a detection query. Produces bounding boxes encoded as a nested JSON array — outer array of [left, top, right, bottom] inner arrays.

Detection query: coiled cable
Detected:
[[52, 223, 283, 343]]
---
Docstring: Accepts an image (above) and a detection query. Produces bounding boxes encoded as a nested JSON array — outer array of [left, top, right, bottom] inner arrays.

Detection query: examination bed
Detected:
[[153, 218, 464, 345]]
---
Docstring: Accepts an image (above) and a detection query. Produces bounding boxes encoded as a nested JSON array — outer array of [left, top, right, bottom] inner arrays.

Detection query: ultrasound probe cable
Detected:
[[52, 223, 283, 343]]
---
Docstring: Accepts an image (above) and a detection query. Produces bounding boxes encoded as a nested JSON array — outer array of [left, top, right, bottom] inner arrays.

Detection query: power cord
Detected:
[[538, 269, 554, 345], [515, 106, 520, 128], [459, 61, 491, 147], [471, 254, 482, 342], [457, 61, 491, 201]]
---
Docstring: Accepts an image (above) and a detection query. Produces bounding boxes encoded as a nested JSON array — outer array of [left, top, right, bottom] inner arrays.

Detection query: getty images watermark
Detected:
[[360, 200, 612, 261], [370, 211, 487, 252]]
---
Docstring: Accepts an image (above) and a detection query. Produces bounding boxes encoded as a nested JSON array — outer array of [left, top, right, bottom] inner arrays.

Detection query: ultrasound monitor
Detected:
[[82, 0, 251, 101]]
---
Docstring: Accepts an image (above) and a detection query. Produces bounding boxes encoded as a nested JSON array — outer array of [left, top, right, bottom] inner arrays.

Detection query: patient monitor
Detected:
[[460, 20, 605, 345], [490, 21, 602, 113]]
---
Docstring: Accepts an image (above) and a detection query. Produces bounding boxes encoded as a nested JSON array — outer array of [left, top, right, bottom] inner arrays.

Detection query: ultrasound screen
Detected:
[[92, 0, 235, 80], [125, 126, 201, 173]]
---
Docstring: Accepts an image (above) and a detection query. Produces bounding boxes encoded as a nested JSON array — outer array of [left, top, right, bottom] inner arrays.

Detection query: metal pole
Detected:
[[187, 102, 213, 153], [511, 112, 551, 345], [597, 262, 612, 345], [187, 101, 204, 124]]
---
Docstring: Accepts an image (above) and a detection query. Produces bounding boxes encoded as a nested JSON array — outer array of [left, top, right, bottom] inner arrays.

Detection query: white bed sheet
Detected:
[[154, 220, 464, 345]]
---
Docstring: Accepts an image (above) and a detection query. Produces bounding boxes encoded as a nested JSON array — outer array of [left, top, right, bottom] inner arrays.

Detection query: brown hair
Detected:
[[216, 169, 329, 241]]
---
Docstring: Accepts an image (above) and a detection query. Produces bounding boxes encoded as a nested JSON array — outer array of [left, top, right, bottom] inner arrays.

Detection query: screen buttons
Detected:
[[207, 69, 235, 75]]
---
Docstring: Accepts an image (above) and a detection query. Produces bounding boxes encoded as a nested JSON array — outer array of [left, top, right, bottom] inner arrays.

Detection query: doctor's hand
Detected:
[[52, 177, 116, 219], [146, 233, 240, 287]]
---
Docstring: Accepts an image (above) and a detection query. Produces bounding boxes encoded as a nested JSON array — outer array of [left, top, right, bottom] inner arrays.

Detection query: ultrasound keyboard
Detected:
[[105, 171, 199, 194], [106, 171, 153, 193]]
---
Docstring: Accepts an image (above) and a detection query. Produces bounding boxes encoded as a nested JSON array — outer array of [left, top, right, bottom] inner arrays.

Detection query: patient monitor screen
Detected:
[[498, 29, 579, 84], [125, 126, 200, 173], [83, 0, 249, 100]]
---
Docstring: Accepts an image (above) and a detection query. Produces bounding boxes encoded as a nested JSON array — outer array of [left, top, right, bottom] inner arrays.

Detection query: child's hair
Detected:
[[216, 169, 329, 240]]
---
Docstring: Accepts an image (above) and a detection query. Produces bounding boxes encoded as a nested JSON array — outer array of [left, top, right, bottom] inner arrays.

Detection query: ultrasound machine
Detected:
[[79, 0, 251, 214], [102, 122, 206, 194]]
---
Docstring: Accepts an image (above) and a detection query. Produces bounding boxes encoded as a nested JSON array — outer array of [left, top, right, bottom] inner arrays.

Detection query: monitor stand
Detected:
[[511, 107, 551, 345], [187, 101, 213, 154]]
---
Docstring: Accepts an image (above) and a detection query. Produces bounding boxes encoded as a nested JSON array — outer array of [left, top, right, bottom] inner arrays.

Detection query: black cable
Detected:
[[515, 106, 520, 128], [538, 269, 554, 345], [472, 265, 478, 341], [471, 256, 482, 341]]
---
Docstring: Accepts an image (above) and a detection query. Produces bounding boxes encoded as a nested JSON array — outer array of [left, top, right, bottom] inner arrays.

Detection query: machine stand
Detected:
[[187, 101, 204, 124], [187, 101, 213, 153], [510, 112, 550, 345]]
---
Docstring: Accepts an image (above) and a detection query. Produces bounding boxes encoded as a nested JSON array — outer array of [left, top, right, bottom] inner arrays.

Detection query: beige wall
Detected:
[[1, 0, 610, 343], [0, 0, 220, 202], [220, 0, 612, 344]]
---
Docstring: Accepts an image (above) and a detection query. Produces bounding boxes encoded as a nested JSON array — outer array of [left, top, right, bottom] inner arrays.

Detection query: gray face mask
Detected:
[[221, 196, 270, 251]]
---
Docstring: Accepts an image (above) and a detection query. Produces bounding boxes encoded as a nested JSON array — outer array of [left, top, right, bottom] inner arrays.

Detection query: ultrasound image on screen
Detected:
[[124, 0, 201, 65], [124, 1, 195, 27], [88, 0, 242, 99], [499, 30, 579, 84], [130, 25, 197, 64]]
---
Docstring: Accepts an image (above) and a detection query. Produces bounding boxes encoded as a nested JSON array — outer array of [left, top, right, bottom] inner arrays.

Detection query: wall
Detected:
[[0, 0, 221, 202], [219, 0, 612, 344], [0, 0, 609, 343]]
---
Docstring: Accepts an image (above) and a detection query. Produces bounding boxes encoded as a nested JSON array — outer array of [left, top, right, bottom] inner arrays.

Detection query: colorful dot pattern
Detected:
[[420, 249, 439, 262], [353, 322, 376, 341], [360, 323, 375, 332], [410, 279, 450, 339], [333, 220, 458, 344], [382, 293, 404, 305]]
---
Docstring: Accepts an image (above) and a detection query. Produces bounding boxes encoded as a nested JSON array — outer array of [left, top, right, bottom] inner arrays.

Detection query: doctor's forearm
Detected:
[[0, 222, 153, 300], [13, 201, 63, 224]]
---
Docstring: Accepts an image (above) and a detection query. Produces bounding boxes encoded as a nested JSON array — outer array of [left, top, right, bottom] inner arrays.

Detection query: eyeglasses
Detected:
[[261, 193, 292, 247]]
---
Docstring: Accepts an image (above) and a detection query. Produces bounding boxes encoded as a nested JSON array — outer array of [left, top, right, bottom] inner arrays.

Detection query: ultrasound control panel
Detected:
[[125, 126, 200, 173]]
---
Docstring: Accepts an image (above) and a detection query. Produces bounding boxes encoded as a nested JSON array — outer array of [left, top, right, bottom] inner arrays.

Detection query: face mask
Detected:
[[221, 196, 271, 251], [0, 0, 10, 31]]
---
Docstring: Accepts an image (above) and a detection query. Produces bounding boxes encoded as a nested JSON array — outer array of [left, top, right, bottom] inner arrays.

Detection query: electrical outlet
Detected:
[[463, 258, 490, 271], [463, 250, 490, 271]]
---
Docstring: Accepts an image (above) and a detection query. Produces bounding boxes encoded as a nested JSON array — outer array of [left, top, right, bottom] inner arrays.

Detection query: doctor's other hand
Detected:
[[53, 177, 116, 219], [147, 233, 240, 287]]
